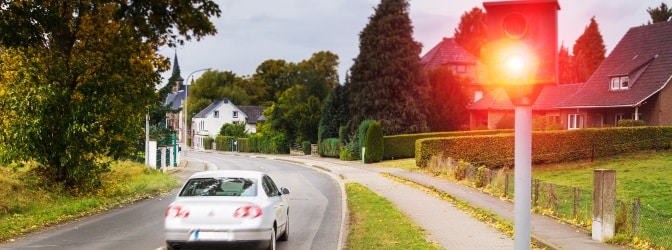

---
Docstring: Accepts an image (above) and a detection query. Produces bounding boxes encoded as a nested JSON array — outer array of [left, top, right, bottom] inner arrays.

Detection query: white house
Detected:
[[191, 98, 266, 149]]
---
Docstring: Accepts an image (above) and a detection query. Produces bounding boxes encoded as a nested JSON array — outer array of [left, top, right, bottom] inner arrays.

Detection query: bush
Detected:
[[256, 132, 289, 154], [238, 138, 249, 152], [215, 135, 235, 151], [415, 126, 672, 169], [383, 129, 513, 160], [358, 119, 376, 152], [617, 119, 645, 127], [340, 140, 359, 161], [475, 166, 487, 188], [301, 141, 311, 155], [319, 138, 340, 158], [363, 121, 384, 163], [203, 136, 214, 150]]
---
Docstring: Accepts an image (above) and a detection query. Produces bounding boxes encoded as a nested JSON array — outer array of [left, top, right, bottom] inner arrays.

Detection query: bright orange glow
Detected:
[[506, 54, 525, 74], [482, 39, 539, 86]]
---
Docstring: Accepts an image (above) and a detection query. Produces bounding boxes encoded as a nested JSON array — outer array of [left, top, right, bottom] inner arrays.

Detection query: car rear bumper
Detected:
[[165, 228, 272, 248], [166, 239, 271, 250]]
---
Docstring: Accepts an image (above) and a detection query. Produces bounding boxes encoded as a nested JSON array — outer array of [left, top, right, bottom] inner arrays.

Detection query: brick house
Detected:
[[469, 21, 672, 130]]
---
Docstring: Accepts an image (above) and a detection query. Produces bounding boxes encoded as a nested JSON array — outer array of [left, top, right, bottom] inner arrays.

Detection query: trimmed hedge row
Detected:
[[383, 129, 513, 160], [215, 135, 235, 151], [318, 138, 340, 157], [416, 127, 672, 169]]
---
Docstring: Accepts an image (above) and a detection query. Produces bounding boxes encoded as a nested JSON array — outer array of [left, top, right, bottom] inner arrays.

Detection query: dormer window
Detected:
[[610, 76, 629, 90]]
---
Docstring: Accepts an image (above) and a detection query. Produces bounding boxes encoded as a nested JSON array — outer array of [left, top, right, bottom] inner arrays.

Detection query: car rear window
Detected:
[[179, 177, 258, 197]]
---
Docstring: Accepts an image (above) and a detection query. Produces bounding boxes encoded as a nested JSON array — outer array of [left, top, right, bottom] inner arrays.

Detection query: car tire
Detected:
[[267, 227, 277, 250], [279, 217, 289, 241]]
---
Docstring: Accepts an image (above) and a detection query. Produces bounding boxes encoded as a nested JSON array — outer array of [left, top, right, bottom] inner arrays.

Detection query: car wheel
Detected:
[[267, 227, 277, 250], [278, 217, 289, 241]]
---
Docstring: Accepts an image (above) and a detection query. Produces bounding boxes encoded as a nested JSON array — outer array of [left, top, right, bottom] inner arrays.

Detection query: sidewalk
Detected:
[[187, 151, 626, 250]]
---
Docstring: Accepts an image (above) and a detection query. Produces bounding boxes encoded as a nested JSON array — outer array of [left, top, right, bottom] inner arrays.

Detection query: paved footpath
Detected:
[[182, 151, 627, 250]]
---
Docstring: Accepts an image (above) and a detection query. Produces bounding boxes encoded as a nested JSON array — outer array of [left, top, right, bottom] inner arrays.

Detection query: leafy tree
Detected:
[[647, 2, 672, 23], [253, 59, 295, 102], [347, 0, 430, 136], [572, 17, 606, 83], [426, 67, 470, 131], [219, 122, 248, 138], [453, 7, 487, 57], [0, 1, 220, 189]]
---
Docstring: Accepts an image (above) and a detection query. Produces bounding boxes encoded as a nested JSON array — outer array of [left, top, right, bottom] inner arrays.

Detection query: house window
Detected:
[[568, 114, 583, 130], [610, 76, 629, 90], [233, 111, 238, 118], [456, 65, 466, 73], [213, 110, 219, 118]]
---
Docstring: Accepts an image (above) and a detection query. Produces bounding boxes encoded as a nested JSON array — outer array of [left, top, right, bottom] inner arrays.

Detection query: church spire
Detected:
[[171, 51, 185, 91]]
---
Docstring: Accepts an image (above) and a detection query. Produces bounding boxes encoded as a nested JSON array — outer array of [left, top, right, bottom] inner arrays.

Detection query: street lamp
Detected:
[[180, 68, 211, 149], [482, 1, 560, 249]]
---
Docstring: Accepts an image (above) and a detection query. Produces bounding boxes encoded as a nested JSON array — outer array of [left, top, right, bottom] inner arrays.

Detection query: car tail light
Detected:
[[166, 205, 190, 218], [233, 205, 262, 218]]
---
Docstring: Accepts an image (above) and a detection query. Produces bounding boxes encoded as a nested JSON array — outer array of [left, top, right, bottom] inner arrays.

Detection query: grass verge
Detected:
[[0, 160, 180, 242], [344, 182, 442, 250]]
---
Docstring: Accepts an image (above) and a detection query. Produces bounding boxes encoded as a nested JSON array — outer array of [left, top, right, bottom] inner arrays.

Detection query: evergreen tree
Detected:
[[453, 7, 487, 57], [427, 67, 470, 131], [647, 2, 672, 23], [347, 0, 430, 136], [557, 43, 579, 84], [318, 83, 349, 142], [572, 17, 606, 83]]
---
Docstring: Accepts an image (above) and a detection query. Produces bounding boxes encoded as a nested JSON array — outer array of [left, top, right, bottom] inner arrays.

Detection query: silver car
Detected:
[[165, 170, 290, 250]]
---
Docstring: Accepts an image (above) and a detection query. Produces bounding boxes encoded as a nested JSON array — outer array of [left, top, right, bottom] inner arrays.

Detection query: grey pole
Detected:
[[514, 105, 532, 249]]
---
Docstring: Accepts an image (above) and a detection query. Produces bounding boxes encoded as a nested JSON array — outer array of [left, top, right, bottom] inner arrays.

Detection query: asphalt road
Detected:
[[0, 152, 343, 250]]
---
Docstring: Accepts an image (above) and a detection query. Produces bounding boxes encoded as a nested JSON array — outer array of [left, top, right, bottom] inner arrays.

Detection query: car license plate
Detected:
[[189, 230, 230, 241]]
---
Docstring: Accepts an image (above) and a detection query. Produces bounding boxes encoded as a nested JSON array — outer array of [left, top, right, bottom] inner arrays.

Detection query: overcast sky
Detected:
[[160, 0, 668, 85]]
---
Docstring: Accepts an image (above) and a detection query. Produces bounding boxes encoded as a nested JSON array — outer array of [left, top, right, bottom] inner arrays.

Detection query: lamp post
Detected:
[[482, 1, 559, 249], [181, 68, 210, 149]]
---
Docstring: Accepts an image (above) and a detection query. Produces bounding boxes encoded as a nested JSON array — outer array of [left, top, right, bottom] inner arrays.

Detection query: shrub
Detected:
[[363, 121, 384, 163], [319, 138, 340, 158], [203, 136, 214, 150], [475, 166, 487, 188], [238, 138, 249, 152], [617, 119, 645, 127], [340, 140, 359, 161], [215, 135, 234, 151], [383, 129, 513, 160], [454, 161, 467, 181], [358, 119, 376, 152], [301, 141, 311, 155]]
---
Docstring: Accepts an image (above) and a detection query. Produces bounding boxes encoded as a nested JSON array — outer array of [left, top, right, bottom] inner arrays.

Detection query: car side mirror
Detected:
[[280, 187, 290, 195]]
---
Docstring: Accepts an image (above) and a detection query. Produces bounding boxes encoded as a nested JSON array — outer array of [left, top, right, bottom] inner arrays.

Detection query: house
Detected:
[[469, 21, 672, 130], [556, 21, 672, 129], [162, 54, 187, 142], [191, 98, 267, 149], [420, 37, 486, 103]]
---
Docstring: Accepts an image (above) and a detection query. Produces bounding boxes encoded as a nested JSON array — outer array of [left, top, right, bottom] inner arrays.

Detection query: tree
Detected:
[[426, 67, 470, 131], [188, 70, 251, 124], [0, 1, 220, 190], [572, 17, 606, 83], [347, 0, 430, 136], [453, 7, 487, 57], [318, 83, 350, 143], [219, 122, 248, 138], [557, 43, 579, 84], [647, 2, 672, 23]]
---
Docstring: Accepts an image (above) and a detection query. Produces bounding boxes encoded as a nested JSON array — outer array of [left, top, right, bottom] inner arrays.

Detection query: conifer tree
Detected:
[[347, 0, 430, 136], [572, 17, 606, 83], [453, 7, 487, 57]]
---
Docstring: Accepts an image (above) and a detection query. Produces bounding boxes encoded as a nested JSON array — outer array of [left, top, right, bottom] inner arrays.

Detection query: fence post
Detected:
[[632, 198, 640, 237], [592, 169, 616, 242], [533, 179, 540, 207], [574, 187, 580, 219], [504, 173, 509, 198]]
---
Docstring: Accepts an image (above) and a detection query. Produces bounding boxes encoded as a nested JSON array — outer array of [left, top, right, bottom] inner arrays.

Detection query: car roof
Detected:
[[186, 170, 265, 179]]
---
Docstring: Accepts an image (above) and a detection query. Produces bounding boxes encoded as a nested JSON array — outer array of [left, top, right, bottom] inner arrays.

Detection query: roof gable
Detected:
[[421, 37, 478, 70], [194, 98, 231, 118], [559, 21, 672, 108], [237, 106, 268, 124]]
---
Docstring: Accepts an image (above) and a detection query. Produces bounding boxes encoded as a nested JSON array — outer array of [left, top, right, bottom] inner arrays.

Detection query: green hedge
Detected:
[[383, 129, 513, 160], [215, 135, 235, 151], [203, 136, 214, 150], [416, 127, 672, 169], [319, 138, 340, 158], [238, 138, 250, 152], [301, 141, 311, 155], [364, 121, 384, 163]]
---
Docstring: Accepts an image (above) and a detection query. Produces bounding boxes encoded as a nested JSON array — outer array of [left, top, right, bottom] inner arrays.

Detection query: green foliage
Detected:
[[219, 122, 248, 138], [0, 0, 220, 189], [215, 135, 235, 151], [347, 0, 430, 136], [340, 140, 360, 161], [262, 51, 339, 145], [647, 2, 672, 23], [475, 166, 487, 188], [254, 132, 289, 154], [382, 129, 513, 160], [454, 162, 467, 181], [415, 126, 672, 169], [301, 141, 312, 155], [319, 138, 341, 158], [318, 83, 349, 143], [426, 67, 470, 131], [453, 7, 487, 57], [203, 136, 214, 150], [572, 17, 606, 83], [617, 119, 646, 127], [363, 122, 384, 163], [496, 114, 515, 129], [357, 119, 376, 151], [532, 116, 562, 131]]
